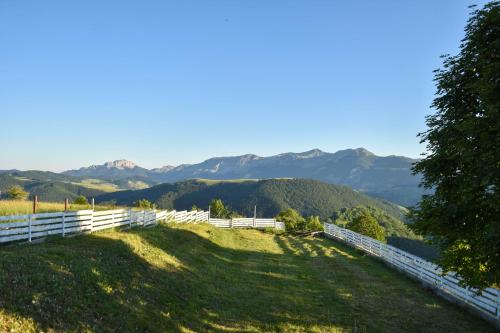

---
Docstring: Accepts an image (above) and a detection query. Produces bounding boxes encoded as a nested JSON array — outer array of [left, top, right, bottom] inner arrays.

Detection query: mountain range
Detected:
[[63, 148, 425, 206]]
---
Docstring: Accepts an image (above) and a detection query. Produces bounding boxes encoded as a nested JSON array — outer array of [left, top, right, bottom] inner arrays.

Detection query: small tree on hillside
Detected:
[[348, 213, 386, 242], [210, 199, 229, 218], [136, 199, 153, 209], [276, 209, 305, 231], [305, 216, 323, 232], [7, 186, 28, 200], [73, 195, 88, 205], [191, 204, 199, 211]]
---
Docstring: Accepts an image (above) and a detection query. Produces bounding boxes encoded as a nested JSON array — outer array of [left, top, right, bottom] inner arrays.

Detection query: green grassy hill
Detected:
[[0, 224, 493, 332]]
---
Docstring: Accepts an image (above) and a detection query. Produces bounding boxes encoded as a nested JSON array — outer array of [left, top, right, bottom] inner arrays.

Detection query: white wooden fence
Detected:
[[0, 209, 158, 244], [156, 210, 209, 223], [208, 217, 284, 229], [324, 223, 500, 323], [0, 208, 282, 244]]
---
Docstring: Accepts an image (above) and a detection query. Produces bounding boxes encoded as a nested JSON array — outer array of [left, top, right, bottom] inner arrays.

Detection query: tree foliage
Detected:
[[136, 199, 154, 209], [210, 199, 230, 218], [410, 2, 500, 289], [305, 216, 323, 232], [347, 213, 386, 242], [73, 195, 88, 205], [7, 185, 28, 200], [276, 209, 305, 231]]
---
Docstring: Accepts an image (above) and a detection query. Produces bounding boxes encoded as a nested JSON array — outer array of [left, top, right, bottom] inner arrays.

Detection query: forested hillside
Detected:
[[97, 178, 406, 221]]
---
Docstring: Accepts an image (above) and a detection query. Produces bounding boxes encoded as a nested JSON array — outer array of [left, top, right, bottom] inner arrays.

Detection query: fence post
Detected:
[[143, 210, 146, 227], [91, 198, 95, 210], [208, 206, 211, 224], [33, 195, 38, 214], [90, 210, 94, 233], [28, 214, 32, 242], [62, 212, 66, 237], [253, 205, 257, 228], [129, 209, 133, 229], [496, 289, 500, 318]]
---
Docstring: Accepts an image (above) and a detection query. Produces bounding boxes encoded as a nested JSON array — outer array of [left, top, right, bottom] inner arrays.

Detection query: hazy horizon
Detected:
[[1, 1, 487, 171]]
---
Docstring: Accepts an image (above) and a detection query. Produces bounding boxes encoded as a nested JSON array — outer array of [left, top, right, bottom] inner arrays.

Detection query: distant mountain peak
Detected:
[[152, 165, 175, 173], [103, 160, 136, 169], [354, 148, 375, 156], [298, 149, 325, 158]]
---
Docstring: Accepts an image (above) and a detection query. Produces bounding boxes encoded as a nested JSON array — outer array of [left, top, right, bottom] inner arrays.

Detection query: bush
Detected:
[[210, 199, 231, 218], [136, 199, 153, 209], [305, 216, 323, 232], [276, 209, 305, 231], [73, 195, 88, 205], [348, 212, 386, 242], [7, 186, 28, 200]]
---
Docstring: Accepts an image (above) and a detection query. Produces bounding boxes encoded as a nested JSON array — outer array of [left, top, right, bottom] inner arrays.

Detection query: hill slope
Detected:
[[0, 224, 492, 333], [63, 148, 426, 206], [0, 171, 107, 201], [96, 178, 407, 221]]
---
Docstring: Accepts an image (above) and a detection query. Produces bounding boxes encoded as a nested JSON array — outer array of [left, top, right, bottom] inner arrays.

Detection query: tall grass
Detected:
[[0, 200, 120, 216]]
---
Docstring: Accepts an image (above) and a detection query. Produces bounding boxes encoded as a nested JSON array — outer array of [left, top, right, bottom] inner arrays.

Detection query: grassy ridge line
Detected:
[[0, 223, 494, 332], [0, 200, 121, 216]]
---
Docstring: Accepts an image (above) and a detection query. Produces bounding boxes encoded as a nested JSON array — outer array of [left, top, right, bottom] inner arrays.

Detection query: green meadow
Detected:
[[0, 223, 494, 333]]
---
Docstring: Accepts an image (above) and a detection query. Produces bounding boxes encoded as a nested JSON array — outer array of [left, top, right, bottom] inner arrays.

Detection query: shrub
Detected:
[[276, 208, 305, 231], [7, 186, 28, 200], [210, 199, 230, 218], [136, 199, 153, 209], [73, 195, 88, 205], [305, 216, 323, 232], [348, 212, 386, 242]]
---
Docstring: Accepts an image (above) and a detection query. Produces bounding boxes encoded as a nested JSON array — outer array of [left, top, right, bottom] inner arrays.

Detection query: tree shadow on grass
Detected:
[[0, 225, 496, 333]]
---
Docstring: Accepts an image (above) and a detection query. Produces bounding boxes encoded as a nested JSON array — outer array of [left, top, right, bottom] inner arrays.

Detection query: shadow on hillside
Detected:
[[0, 225, 495, 333]]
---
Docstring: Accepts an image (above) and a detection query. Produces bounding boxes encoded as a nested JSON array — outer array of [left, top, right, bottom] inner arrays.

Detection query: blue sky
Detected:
[[0, 0, 488, 171]]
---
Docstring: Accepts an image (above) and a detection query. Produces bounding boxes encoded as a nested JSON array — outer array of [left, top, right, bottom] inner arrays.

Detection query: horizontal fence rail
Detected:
[[0, 208, 283, 245], [0, 209, 157, 244], [207, 217, 284, 230], [323, 223, 500, 323]]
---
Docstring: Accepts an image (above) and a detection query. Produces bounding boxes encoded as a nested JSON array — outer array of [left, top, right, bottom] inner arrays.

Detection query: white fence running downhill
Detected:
[[0, 208, 282, 245], [324, 223, 500, 325]]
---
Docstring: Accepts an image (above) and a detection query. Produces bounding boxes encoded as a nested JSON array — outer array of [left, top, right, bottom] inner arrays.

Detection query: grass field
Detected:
[[0, 200, 120, 216], [0, 223, 494, 333], [73, 179, 122, 192]]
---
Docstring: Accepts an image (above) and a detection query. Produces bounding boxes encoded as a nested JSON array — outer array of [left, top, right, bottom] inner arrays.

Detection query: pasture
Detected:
[[0, 200, 118, 216], [0, 223, 494, 333]]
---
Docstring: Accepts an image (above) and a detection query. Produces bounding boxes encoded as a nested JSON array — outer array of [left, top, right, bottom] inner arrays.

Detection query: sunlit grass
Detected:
[[0, 223, 494, 333], [0, 200, 120, 216]]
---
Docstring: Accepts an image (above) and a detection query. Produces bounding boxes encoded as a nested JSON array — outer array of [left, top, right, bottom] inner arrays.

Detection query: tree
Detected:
[[191, 204, 199, 211], [73, 195, 88, 205], [136, 199, 153, 209], [348, 213, 385, 242], [409, 2, 499, 289], [305, 216, 323, 232], [7, 186, 28, 200], [276, 209, 305, 231], [210, 199, 229, 218]]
